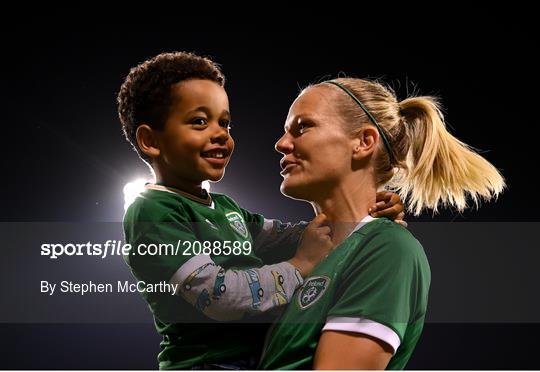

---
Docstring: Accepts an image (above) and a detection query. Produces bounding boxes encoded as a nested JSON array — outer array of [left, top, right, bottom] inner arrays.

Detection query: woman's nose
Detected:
[[275, 133, 293, 154]]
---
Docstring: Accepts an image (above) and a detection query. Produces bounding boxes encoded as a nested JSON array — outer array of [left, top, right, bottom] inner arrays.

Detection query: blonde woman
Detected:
[[259, 78, 505, 370]]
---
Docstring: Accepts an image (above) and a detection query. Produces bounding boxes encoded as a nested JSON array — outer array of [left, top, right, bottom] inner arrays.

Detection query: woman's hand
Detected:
[[370, 191, 407, 227], [288, 213, 334, 278]]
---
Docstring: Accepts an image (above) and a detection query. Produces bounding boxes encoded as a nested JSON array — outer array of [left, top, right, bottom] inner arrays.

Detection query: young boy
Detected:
[[117, 52, 404, 369]]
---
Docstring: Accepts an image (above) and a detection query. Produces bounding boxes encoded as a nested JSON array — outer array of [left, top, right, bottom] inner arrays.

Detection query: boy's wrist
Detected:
[[287, 257, 315, 278]]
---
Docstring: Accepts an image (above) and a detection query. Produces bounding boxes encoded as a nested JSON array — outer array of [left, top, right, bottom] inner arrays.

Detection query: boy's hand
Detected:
[[288, 213, 334, 278], [370, 191, 407, 227]]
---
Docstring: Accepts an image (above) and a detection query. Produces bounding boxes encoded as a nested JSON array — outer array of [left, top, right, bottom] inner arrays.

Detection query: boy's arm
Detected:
[[125, 211, 329, 322], [244, 191, 405, 265], [169, 254, 303, 321], [168, 214, 333, 321], [253, 218, 308, 264], [238, 206, 308, 264]]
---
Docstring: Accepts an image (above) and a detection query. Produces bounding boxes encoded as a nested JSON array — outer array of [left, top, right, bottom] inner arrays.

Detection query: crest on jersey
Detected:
[[225, 211, 249, 239], [297, 276, 330, 310]]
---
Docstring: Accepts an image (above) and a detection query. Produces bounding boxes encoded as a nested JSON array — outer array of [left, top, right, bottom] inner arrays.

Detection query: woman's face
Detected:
[[275, 86, 355, 201]]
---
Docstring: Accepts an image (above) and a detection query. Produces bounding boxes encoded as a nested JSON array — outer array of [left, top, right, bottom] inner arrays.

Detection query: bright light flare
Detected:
[[123, 179, 210, 211], [123, 179, 148, 211]]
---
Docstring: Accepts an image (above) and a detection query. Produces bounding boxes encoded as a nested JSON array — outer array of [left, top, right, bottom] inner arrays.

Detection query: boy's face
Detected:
[[155, 79, 234, 184]]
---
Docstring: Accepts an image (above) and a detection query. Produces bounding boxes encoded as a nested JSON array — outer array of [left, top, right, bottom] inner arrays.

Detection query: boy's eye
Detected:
[[219, 120, 232, 129], [191, 118, 208, 126]]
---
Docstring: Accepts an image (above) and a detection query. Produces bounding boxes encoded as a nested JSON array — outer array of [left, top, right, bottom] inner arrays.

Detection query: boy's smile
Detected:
[[153, 79, 234, 191], [201, 146, 231, 166]]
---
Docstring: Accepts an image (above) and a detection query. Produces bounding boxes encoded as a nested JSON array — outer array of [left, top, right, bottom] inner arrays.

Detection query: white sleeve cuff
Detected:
[[322, 316, 401, 355]]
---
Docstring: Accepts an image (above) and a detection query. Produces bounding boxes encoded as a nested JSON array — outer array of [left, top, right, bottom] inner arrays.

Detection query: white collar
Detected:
[[145, 184, 215, 208], [346, 215, 377, 239]]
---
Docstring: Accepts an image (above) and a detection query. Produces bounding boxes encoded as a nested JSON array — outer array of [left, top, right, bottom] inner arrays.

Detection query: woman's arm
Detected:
[[313, 330, 393, 370]]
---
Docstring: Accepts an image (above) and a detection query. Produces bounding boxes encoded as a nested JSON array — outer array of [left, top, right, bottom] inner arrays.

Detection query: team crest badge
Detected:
[[297, 276, 330, 309], [225, 211, 249, 239]]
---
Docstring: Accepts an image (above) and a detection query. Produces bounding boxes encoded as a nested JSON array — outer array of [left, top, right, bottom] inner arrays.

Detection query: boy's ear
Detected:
[[352, 126, 378, 161], [136, 124, 161, 159]]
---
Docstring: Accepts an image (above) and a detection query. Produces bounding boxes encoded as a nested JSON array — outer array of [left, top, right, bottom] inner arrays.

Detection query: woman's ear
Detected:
[[352, 126, 379, 161], [136, 124, 161, 159]]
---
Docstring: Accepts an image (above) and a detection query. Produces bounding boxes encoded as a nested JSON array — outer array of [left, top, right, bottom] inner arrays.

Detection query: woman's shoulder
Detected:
[[351, 217, 426, 264], [340, 218, 431, 288]]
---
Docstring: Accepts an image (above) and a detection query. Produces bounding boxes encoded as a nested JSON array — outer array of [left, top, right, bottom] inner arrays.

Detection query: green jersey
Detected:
[[123, 184, 303, 369], [260, 217, 431, 370]]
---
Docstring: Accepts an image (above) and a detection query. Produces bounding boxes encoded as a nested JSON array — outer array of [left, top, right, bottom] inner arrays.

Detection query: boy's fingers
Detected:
[[309, 213, 328, 227], [375, 191, 392, 203], [372, 204, 401, 217], [317, 226, 332, 235], [370, 200, 391, 213], [372, 193, 402, 209], [375, 192, 402, 207], [369, 201, 385, 213], [396, 220, 408, 228], [389, 192, 401, 204]]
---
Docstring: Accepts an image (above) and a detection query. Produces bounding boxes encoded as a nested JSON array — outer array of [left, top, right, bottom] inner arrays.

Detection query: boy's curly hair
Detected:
[[117, 51, 225, 161]]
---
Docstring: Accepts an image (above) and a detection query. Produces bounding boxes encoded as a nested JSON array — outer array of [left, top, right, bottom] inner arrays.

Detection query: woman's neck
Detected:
[[311, 176, 377, 245]]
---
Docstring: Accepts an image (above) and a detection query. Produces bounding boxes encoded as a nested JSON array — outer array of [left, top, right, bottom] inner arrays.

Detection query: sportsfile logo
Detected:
[[40, 239, 253, 259], [41, 240, 131, 259]]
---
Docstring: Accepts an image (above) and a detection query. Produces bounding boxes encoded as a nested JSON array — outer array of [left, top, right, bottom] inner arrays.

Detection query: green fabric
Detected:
[[259, 218, 430, 370], [123, 188, 272, 369]]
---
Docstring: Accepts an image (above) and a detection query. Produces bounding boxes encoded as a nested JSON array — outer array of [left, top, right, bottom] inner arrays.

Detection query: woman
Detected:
[[259, 78, 505, 369]]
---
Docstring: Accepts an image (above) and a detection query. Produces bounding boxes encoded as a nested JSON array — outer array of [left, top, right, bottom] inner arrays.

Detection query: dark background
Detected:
[[1, 9, 538, 369]]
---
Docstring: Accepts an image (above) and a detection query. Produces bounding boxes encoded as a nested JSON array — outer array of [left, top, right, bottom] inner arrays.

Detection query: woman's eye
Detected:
[[298, 123, 309, 133]]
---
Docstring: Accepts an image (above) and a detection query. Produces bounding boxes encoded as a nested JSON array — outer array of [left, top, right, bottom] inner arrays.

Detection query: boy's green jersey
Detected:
[[123, 185, 300, 369], [260, 217, 431, 370]]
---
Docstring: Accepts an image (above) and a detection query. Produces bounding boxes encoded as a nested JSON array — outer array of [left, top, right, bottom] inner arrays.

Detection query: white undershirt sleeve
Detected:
[[322, 316, 401, 355]]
